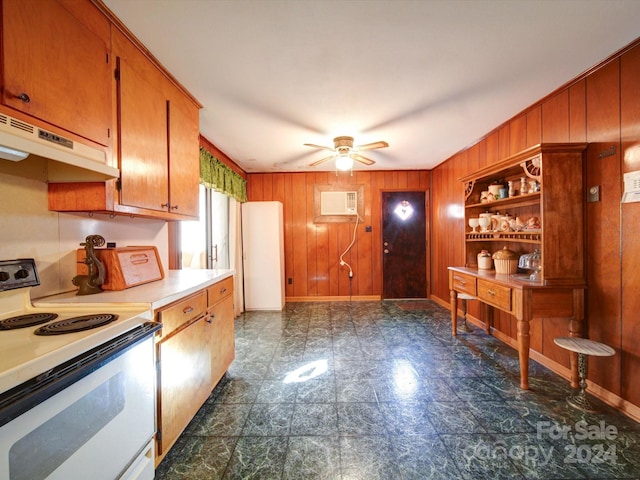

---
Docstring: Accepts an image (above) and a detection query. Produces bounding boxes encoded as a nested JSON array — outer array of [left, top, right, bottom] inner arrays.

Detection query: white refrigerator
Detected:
[[241, 201, 285, 310]]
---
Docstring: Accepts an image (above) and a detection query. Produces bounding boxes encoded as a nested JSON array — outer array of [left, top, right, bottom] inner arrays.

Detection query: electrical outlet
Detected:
[[588, 185, 600, 203]]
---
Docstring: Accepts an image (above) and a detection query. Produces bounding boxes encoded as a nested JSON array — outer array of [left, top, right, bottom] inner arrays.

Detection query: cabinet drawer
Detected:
[[158, 290, 207, 339], [452, 272, 476, 296], [477, 279, 511, 311], [207, 277, 234, 306]]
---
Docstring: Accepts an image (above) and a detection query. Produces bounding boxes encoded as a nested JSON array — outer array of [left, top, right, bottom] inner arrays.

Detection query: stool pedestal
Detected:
[[554, 337, 615, 413], [456, 293, 474, 332]]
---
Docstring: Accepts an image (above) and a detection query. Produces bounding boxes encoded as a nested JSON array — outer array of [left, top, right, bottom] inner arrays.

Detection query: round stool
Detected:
[[554, 337, 615, 413], [457, 293, 475, 332]]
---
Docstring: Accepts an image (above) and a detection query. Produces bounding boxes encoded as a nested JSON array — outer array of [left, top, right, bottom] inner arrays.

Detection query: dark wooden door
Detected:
[[382, 191, 427, 298]]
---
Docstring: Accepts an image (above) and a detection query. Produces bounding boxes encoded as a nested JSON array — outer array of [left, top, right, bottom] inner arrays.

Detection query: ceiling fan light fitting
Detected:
[[336, 154, 353, 171], [304, 134, 387, 169]]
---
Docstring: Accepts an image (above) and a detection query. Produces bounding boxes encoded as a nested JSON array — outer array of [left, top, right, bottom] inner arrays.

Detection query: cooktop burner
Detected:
[[0, 313, 59, 330], [34, 314, 119, 336]]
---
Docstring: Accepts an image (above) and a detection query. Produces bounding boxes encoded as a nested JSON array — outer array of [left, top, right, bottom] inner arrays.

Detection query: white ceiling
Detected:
[[103, 0, 640, 173]]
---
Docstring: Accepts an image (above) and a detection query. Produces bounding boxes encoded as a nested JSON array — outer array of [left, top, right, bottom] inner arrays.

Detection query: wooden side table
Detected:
[[554, 337, 615, 413], [449, 267, 585, 390]]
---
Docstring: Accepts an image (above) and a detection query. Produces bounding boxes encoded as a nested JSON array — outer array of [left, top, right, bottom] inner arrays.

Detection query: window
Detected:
[[181, 185, 229, 269]]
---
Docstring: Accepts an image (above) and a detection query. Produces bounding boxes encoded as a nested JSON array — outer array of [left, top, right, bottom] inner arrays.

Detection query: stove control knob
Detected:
[[0, 271, 9, 282], [14, 268, 29, 280]]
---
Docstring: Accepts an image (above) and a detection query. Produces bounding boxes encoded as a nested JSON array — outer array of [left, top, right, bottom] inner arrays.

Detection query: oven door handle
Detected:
[[0, 322, 162, 428]]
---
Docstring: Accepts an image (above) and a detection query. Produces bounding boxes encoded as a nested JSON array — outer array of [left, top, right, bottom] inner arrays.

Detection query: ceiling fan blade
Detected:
[[356, 140, 388, 151], [352, 153, 376, 166], [303, 143, 335, 152], [308, 154, 335, 167]]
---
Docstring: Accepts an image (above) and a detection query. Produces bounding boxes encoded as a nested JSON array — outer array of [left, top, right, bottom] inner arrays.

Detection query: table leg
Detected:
[[483, 303, 492, 335], [450, 290, 458, 336], [568, 289, 585, 388], [517, 318, 530, 390], [566, 352, 597, 413]]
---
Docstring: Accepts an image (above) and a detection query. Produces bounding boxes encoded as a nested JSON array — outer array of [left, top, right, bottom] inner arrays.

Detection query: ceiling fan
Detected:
[[304, 136, 388, 170]]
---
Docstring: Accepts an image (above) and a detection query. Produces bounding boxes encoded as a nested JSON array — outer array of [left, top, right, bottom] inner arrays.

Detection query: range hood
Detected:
[[0, 113, 119, 182]]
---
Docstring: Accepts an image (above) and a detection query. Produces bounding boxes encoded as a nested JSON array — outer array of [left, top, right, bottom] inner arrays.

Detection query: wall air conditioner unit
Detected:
[[320, 191, 358, 215]]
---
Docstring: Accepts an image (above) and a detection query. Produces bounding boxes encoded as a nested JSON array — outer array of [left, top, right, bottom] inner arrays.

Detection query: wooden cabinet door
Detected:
[[156, 316, 211, 457], [1, 0, 111, 145], [209, 296, 235, 389], [118, 58, 169, 212], [168, 93, 200, 217]]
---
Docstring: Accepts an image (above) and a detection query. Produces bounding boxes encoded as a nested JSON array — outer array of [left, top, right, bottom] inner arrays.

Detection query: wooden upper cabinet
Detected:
[[117, 57, 170, 212], [112, 28, 200, 218], [1, 0, 111, 146], [167, 91, 200, 217], [48, 15, 201, 220]]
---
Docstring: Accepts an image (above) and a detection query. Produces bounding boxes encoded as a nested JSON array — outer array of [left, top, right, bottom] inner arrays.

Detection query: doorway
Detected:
[[382, 191, 427, 299]]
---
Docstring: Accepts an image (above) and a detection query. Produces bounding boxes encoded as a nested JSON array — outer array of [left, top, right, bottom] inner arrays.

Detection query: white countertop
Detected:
[[33, 269, 235, 311]]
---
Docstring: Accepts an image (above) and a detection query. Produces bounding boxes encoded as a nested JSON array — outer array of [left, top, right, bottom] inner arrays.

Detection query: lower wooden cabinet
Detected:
[[208, 288, 235, 390], [155, 276, 234, 465], [156, 314, 211, 458]]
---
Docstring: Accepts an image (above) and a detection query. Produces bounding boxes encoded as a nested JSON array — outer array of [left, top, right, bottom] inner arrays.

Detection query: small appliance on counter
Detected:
[[72, 234, 106, 295]]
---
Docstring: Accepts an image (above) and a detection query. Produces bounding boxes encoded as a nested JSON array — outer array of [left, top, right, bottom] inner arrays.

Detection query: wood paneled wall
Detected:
[[241, 39, 640, 413], [246, 170, 430, 299], [430, 40, 640, 412]]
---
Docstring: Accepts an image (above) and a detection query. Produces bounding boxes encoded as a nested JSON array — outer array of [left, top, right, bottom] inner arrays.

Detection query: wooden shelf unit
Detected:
[[449, 143, 588, 390], [460, 143, 587, 287]]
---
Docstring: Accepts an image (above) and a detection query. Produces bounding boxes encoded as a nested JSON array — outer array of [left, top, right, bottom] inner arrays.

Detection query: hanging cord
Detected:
[[340, 214, 359, 304]]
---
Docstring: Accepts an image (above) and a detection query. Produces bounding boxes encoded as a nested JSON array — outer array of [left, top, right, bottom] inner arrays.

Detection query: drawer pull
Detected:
[[182, 306, 194, 314], [206, 314, 214, 324], [487, 290, 496, 296], [459, 280, 466, 286], [220, 287, 227, 294]]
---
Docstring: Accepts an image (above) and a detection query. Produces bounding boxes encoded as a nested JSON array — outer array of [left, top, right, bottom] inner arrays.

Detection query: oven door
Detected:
[[0, 324, 160, 480]]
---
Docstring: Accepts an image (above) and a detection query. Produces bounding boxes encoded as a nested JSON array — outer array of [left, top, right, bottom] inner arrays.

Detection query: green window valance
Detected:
[[200, 147, 247, 202]]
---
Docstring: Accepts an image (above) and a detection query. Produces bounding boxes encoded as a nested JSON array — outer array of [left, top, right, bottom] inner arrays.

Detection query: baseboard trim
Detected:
[[285, 295, 381, 302], [429, 295, 451, 310]]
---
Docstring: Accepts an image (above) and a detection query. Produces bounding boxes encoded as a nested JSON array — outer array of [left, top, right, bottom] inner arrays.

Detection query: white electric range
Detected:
[[0, 258, 160, 480]]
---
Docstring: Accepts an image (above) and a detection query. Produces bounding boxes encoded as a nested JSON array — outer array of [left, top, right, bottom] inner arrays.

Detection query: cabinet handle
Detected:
[[487, 290, 496, 296], [206, 314, 214, 324], [182, 306, 194, 314], [170, 205, 179, 210], [161, 202, 169, 208], [459, 280, 466, 285], [17, 92, 31, 103], [220, 287, 227, 294]]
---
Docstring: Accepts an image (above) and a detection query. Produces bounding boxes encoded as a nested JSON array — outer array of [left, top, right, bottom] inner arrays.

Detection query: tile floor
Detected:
[[155, 301, 640, 480]]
